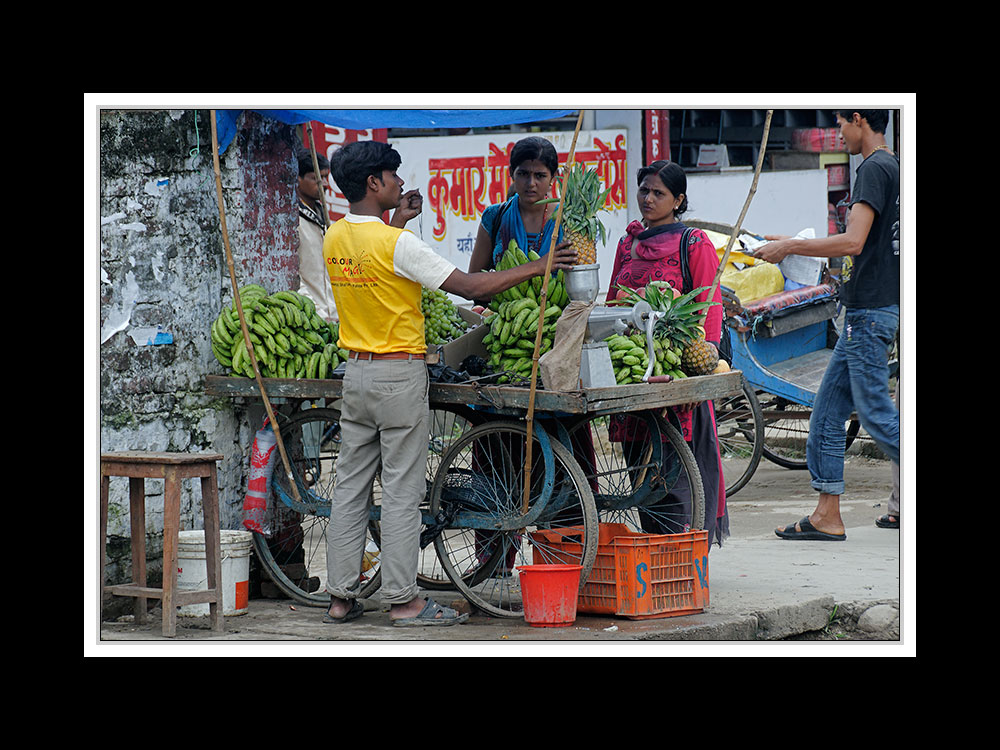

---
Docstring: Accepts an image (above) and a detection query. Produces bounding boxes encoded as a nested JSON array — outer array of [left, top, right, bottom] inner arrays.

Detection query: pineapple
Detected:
[[665, 306, 720, 377], [545, 162, 611, 266], [680, 337, 720, 376]]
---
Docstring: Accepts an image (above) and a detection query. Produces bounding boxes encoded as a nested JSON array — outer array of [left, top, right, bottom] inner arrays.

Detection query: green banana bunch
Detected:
[[605, 330, 650, 385], [487, 239, 570, 309], [210, 284, 346, 379], [650, 332, 687, 381], [604, 329, 687, 385], [481, 295, 562, 384]]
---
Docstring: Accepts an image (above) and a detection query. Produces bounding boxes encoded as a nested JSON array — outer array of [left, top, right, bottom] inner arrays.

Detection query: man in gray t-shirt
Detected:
[[755, 109, 900, 543], [840, 147, 900, 309]]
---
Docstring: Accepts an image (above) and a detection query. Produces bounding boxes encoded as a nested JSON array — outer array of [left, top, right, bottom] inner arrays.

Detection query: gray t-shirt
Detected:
[[842, 149, 900, 309]]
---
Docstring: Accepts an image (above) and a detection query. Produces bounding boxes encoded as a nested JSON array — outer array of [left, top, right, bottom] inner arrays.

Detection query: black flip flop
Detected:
[[775, 516, 846, 541], [323, 598, 364, 623], [875, 514, 899, 529]]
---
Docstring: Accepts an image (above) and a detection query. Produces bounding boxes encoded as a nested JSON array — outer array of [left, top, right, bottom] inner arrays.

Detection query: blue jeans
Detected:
[[807, 305, 899, 495]]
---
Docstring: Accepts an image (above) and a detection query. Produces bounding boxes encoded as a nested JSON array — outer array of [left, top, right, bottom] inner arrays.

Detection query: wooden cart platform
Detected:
[[203, 371, 744, 417]]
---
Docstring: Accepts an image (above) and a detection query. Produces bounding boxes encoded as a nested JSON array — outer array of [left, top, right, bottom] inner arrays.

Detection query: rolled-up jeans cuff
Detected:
[[810, 478, 845, 495]]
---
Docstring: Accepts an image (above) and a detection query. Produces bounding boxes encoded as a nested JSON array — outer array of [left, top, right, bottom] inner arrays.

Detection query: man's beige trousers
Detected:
[[326, 358, 429, 604]]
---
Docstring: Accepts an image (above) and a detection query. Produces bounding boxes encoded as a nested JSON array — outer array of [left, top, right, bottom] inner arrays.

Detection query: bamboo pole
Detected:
[[522, 109, 586, 514], [210, 110, 302, 504]]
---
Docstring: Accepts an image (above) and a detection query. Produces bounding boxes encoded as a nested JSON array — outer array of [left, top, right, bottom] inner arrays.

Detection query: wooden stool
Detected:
[[101, 451, 225, 637]]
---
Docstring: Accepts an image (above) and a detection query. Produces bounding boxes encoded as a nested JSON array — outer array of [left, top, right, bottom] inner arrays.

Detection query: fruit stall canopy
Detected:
[[214, 109, 577, 153]]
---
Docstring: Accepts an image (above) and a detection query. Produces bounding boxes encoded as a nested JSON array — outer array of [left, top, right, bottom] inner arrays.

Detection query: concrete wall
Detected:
[[686, 168, 831, 238], [99, 109, 300, 590]]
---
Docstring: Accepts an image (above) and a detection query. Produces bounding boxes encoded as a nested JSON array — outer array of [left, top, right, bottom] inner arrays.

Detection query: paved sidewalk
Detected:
[[94, 519, 908, 653]]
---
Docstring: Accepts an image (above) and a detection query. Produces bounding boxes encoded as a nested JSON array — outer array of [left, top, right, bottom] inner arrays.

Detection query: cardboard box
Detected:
[[428, 306, 489, 368]]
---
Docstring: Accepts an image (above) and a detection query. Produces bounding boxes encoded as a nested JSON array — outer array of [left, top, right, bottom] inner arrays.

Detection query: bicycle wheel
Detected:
[[758, 393, 860, 470], [714, 375, 764, 496], [565, 410, 666, 529], [757, 394, 809, 468], [368, 404, 484, 590], [252, 406, 382, 607], [638, 412, 705, 533], [429, 420, 598, 618]]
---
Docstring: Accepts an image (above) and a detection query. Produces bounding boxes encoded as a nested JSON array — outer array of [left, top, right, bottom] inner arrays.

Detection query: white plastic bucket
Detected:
[[177, 529, 253, 617]]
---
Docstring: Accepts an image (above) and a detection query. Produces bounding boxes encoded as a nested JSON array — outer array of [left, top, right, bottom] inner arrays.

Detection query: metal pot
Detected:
[[564, 264, 601, 303]]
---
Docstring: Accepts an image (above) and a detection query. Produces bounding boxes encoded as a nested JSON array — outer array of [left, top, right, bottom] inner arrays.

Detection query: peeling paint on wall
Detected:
[[151, 251, 165, 282], [100, 109, 300, 579], [101, 269, 140, 344]]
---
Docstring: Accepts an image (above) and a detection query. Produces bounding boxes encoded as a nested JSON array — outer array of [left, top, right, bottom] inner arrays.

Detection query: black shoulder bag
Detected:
[[679, 227, 732, 365]]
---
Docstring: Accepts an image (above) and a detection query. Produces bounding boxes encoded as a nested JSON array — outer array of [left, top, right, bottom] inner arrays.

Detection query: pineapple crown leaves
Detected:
[[669, 285, 718, 314], [610, 282, 719, 344], [537, 162, 612, 244], [611, 283, 717, 314]]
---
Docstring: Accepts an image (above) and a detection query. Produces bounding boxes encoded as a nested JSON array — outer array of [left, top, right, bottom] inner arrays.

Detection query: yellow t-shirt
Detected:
[[323, 213, 456, 354]]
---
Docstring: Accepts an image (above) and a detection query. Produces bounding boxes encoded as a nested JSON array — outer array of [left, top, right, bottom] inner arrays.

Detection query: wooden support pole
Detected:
[[522, 109, 586, 514]]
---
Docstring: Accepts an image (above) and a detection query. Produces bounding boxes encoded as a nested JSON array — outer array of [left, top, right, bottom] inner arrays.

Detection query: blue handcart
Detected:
[[687, 220, 896, 494]]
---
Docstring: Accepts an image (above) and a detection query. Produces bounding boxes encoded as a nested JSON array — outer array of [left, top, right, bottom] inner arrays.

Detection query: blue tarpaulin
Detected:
[[214, 109, 576, 153]]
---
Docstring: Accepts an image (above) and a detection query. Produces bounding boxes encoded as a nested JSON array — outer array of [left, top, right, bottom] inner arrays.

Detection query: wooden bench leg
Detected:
[[129, 477, 148, 625], [201, 470, 225, 633], [161, 467, 180, 638]]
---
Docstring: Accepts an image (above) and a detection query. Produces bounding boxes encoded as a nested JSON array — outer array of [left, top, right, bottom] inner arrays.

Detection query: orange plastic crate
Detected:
[[531, 523, 709, 620]]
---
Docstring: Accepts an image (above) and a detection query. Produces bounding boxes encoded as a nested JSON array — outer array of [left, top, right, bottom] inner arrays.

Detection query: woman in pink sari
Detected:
[[606, 160, 729, 547]]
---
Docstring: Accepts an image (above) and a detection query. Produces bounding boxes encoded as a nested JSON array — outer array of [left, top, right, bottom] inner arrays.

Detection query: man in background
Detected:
[[295, 150, 337, 322]]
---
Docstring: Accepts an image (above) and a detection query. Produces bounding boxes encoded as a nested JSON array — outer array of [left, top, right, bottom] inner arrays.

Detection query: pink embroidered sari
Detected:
[[605, 220, 727, 533]]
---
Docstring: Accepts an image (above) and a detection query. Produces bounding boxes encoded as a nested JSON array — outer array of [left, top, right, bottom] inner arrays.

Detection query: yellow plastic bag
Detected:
[[719, 263, 785, 305]]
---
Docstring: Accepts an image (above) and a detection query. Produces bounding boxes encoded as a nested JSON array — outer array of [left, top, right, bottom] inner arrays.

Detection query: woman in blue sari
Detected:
[[468, 136, 567, 287], [466, 137, 593, 578]]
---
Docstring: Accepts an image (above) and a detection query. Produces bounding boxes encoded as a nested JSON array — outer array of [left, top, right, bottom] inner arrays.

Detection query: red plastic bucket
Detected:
[[517, 564, 583, 627]]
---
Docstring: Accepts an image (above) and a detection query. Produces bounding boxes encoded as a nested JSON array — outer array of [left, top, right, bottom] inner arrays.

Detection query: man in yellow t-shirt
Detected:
[[322, 140, 575, 627]]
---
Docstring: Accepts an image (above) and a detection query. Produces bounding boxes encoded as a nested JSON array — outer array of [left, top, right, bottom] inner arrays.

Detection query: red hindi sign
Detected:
[[644, 110, 670, 164]]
